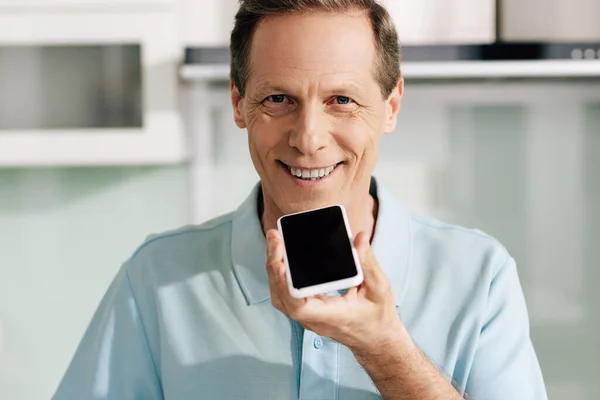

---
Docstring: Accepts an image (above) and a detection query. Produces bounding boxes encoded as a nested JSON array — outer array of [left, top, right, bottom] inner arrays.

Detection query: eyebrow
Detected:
[[325, 86, 362, 96], [253, 81, 294, 97], [252, 80, 366, 98]]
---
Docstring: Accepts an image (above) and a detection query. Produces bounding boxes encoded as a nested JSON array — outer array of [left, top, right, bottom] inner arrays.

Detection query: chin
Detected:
[[263, 173, 345, 215], [278, 195, 337, 215]]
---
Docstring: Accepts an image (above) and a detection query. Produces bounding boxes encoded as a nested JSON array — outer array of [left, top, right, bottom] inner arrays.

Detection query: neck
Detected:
[[259, 186, 379, 242]]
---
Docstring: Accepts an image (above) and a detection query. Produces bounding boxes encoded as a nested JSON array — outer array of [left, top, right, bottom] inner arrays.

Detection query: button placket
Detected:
[[298, 330, 339, 399]]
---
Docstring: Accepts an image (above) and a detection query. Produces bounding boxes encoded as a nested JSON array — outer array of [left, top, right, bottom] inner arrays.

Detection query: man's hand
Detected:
[[265, 228, 410, 354], [266, 228, 465, 399]]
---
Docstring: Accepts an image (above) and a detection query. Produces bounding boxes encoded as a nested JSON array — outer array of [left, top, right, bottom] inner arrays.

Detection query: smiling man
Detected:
[[53, 1, 547, 399]]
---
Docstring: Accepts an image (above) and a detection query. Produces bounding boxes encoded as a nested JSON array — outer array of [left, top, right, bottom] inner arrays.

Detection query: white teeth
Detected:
[[286, 163, 338, 180]]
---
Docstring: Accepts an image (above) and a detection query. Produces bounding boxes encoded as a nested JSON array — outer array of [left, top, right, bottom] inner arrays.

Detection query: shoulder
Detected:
[[138, 213, 234, 254], [402, 212, 517, 345], [407, 212, 511, 291], [410, 212, 502, 246], [124, 212, 236, 280]]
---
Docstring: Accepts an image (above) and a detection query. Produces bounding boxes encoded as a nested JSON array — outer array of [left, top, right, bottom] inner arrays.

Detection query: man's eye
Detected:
[[265, 95, 287, 103], [328, 96, 356, 106], [335, 96, 352, 105]]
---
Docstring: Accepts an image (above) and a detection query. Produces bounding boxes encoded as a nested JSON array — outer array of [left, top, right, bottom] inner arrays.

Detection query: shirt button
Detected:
[[313, 336, 324, 349]]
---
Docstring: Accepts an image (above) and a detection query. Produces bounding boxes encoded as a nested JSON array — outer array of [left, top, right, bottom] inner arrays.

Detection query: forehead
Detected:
[[248, 11, 377, 91]]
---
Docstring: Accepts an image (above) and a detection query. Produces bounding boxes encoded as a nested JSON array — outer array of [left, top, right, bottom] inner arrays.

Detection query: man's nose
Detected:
[[288, 102, 328, 155]]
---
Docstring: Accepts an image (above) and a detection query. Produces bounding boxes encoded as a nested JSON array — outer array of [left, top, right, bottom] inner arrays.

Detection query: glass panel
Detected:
[[0, 44, 142, 130], [201, 80, 600, 400]]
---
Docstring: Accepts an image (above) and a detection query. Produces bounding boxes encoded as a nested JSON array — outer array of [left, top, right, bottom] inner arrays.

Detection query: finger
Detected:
[[265, 229, 289, 313], [266, 229, 284, 263], [353, 231, 389, 294], [267, 263, 298, 318], [265, 229, 305, 313], [266, 263, 287, 313], [274, 264, 306, 314], [266, 230, 287, 284], [343, 286, 359, 299]]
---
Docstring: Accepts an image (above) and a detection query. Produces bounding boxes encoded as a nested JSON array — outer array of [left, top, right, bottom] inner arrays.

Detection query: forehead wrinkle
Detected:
[[259, 52, 374, 91]]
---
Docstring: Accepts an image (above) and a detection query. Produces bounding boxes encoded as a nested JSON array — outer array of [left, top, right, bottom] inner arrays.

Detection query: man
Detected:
[[53, 0, 548, 399]]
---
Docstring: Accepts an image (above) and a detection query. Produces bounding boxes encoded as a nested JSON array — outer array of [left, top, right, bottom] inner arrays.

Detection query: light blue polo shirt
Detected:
[[52, 178, 547, 400]]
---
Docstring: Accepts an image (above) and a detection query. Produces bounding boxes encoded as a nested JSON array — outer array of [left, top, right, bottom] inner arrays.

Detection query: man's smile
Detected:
[[278, 160, 343, 182]]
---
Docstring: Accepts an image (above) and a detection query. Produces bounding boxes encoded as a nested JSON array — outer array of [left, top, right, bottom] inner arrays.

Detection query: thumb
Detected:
[[353, 231, 377, 277], [353, 231, 371, 260], [353, 231, 387, 292]]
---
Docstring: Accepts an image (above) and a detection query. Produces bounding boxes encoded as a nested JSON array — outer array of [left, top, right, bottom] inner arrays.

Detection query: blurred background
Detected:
[[0, 0, 599, 399]]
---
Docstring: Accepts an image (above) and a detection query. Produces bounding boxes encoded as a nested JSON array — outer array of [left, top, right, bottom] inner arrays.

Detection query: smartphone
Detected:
[[276, 204, 364, 298]]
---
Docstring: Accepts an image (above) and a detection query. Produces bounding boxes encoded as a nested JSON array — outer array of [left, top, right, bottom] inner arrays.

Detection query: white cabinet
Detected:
[[0, 11, 185, 166], [501, 0, 600, 42], [181, 0, 237, 46], [181, 0, 496, 47], [0, 0, 173, 8], [380, 0, 496, 45]]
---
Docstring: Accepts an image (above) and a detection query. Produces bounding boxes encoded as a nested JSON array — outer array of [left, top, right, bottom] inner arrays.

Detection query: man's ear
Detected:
[[230, 80, 246, 129], [383, 77, 404, 134]]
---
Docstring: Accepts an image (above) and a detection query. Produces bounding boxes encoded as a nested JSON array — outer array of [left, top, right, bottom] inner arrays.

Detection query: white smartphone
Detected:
[[276, 204, 364, 298]]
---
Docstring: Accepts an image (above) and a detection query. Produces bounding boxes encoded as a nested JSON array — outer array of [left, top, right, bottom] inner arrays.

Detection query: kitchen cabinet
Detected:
[[0, 10, 185, 166], [0, 0, 174, 8], [181, 0, 237, 47], [180, 0, 496, 47], [501, 0, 600, 42], [380, 0, 496, 45]]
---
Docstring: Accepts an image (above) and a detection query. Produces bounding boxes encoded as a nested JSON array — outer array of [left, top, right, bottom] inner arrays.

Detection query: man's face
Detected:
[[231, 11, 403, 215]]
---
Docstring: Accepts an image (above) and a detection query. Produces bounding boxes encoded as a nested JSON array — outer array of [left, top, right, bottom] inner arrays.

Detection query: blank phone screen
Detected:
[[279, 206, 358, 289]]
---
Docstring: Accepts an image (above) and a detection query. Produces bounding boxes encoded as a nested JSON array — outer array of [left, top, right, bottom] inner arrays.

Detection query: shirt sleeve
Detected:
[[465, 256, 548, 400], [51, 264, 163, 400]]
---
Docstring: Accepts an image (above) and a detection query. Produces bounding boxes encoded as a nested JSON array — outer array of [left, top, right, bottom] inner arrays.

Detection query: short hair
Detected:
[[229, 0, 401, 99]]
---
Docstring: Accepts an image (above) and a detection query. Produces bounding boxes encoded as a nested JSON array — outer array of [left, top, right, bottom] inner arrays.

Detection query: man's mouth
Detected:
[[278, 161, 342, 181]]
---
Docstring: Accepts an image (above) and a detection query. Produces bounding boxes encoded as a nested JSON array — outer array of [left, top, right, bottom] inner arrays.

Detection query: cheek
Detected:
[[247, 114, 287, 166], [334, 115, 383, 161]]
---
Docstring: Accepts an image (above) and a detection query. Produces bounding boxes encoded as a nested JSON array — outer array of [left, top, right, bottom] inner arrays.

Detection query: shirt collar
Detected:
[[231, 177, 413, 307]]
